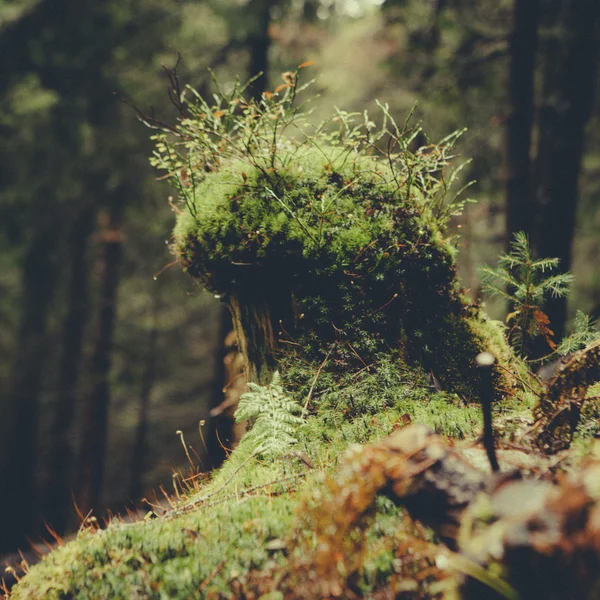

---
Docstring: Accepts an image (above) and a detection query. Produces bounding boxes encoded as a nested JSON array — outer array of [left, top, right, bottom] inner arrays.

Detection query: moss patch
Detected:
[[174, 145, 521, 399], [10, 357, 497, 599]]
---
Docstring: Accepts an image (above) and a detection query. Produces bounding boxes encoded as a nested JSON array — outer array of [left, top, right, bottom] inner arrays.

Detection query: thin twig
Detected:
[[199, 559, 227, 592], [173, 450, 260, 514], [165, 471, 308, 519], [304, 345, 335, 413], [495, 362, 541, 396]]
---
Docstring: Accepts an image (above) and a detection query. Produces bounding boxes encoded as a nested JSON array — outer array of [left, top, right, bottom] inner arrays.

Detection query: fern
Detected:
[[480, 232, 573, 359], [235, 372, 304, 458]]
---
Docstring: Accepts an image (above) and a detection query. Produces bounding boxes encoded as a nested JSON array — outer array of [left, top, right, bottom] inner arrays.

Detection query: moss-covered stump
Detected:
[[7, 77, 542, 599], [174, 147, 515, 399]]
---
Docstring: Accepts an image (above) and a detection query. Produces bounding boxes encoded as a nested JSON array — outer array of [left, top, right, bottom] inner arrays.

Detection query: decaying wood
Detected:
[[458, 454, 600, 599], [530, 341, 600, 453], [376, 425, 487, 548], [380, 426, 600, 599], [293, 425, 600, 599]]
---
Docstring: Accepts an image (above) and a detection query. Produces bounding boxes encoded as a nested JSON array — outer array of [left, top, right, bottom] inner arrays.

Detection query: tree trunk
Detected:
[[302, 0, 318, 21], [76, 199, 124, 514], [205, 306, 237, 467], [505, 0, 540, 243], [128, 292, 159, 504], [248, 0, 275, 100], [225, 266, 301, 385], [44, 205, 95, 534], [534, 0, 600, 339], [425, 0, 447, 49], [0, 221, 60, 553]]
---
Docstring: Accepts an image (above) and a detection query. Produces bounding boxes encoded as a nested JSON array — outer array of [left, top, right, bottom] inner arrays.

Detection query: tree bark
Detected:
[[247, 0, 275, 100], [534, 0, 600, 339], [505, 0, 540, 243], [44, 205, 96, 534], [0, 220, 60, 553], [128, 292, 159, 504], [76, 198, 124, 514], [205, 305, 237, 467]]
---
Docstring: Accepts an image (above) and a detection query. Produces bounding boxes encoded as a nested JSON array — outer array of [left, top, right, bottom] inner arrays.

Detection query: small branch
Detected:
[[495, 361, 541, 396], [304, 345, 335, 413], [164, 471, 308, 519], [172, 450, 260, 514]]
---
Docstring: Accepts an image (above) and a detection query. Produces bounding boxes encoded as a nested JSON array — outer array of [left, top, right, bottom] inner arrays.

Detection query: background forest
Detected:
[[1, 0, 599, 561]]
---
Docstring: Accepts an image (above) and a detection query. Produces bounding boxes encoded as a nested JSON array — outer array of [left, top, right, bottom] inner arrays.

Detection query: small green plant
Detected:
[[480, 231, 573, 359], [557, 309, 599, 355], [148, 63, 475, 237], [235, 371, 304, 457]]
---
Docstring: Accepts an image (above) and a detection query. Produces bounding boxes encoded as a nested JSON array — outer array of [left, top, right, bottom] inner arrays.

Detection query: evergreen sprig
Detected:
[[480, 231, 573, 359], [235, 372, 304, 458], [557, 310, 599, 356]]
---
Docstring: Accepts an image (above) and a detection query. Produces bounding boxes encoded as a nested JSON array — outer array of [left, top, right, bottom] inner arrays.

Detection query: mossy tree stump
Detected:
[[7, 73, 541, 600], [149, 71, 522, 399], [174, 149, 507, 398]]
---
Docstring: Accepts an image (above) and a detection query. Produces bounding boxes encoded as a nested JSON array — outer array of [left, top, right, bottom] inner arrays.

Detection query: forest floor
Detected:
[[4, 349, 599, 599]]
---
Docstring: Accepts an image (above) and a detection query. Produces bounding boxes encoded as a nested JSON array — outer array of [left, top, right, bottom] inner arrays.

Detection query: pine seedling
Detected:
[[557, 310, 599, 355], [235, 372, 304, 458], [480, 231, 573, 359]]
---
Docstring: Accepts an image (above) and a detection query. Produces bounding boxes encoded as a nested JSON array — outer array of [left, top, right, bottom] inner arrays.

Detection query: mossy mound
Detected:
[[175, 145, 514, 399], [10, 359, 490, 599]]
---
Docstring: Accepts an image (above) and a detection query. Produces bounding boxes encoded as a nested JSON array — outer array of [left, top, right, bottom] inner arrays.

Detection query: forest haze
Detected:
[[1, 0, 600, 564]]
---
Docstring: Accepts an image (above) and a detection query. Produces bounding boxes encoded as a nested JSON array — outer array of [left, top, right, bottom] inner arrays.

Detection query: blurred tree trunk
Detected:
[[248, 0, 276, 99], [302, 0, 318, 21], [505, 0, 539, 244], [0, 218, 60, 553], [534, 0, 600, 339], [76, 197, 124, 514], [425, 0, 447, 49], [44, 205, 96, 534], [129, 291, 159, 504]]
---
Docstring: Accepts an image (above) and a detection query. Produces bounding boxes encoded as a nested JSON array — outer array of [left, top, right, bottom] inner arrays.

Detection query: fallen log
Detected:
[[292, 424, 600, 599]]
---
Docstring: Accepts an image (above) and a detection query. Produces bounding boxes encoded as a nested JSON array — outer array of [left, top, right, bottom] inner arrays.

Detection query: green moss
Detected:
[[12, 496, 296, 599], [173, 144, 519, 399], [11, 356, 496, 599]]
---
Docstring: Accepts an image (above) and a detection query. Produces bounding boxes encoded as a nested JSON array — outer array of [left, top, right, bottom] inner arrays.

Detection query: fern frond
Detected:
[[479, 266, 518, 292], [502, 231, 531, 264], [530, 256, 560, 273], [235, 372, 304, 458], [479, 232, 575, 361]]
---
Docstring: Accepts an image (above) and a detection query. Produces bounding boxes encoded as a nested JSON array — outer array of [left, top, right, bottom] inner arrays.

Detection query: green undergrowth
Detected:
[[10, 356, 498, 599], [161, 70, 527, 398]]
